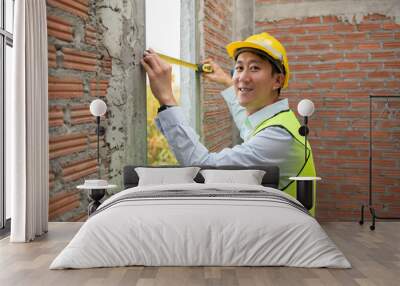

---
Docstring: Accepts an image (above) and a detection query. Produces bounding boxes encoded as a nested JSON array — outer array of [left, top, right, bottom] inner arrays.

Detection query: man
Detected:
[[141, 32, 316, 206]]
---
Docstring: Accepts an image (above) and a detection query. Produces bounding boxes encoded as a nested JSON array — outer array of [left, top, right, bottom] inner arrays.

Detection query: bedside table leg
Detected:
[[296, 180, 313, 210], [87, 189, 106, 215], [88, 201, 101, 216]]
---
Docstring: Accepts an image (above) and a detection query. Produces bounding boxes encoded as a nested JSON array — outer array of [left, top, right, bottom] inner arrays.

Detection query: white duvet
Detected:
[[50, 183, 351, 269]]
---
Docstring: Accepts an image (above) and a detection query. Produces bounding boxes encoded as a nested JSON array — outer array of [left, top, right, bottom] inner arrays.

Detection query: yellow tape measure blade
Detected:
[[156, 53, 197, 71], [156, 52, 213, 73]]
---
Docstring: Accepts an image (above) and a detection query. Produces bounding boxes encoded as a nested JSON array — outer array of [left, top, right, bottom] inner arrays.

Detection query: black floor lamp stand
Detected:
[[359, 95, 400, 230]]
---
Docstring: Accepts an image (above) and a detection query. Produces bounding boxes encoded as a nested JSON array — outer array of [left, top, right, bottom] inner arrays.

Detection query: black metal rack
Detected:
[[359, 95, 400, 230]]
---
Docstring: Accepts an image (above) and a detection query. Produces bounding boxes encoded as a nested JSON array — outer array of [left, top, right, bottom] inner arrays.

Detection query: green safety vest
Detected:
[[252, 109, 317, 216]]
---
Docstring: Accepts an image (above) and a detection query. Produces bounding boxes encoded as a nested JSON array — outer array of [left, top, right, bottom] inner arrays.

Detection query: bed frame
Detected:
[[123, 165, 280, 189]]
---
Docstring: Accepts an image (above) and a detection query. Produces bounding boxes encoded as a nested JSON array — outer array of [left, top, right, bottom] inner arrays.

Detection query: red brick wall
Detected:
[[47, 0, 111, 221], [255, 7, 400, 220], [201, 0, 235, 151]]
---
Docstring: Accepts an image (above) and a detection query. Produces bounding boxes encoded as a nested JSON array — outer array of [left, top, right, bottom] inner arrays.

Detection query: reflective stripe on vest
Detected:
[[252, 109, 317, 216]]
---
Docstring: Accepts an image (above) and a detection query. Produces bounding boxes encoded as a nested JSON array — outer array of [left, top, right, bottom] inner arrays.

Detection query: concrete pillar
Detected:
[[181, 0, 201, 133], [98, 0, 147, 187], [233, 0, 255, 41], [231, 0, 255, 144]]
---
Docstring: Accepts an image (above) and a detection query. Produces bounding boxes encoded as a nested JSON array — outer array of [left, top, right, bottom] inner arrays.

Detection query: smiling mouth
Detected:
[[238, 88, 253, 92]]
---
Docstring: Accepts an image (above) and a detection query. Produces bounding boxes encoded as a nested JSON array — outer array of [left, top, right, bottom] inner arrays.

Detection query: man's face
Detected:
[[233, 52, 282, 114]]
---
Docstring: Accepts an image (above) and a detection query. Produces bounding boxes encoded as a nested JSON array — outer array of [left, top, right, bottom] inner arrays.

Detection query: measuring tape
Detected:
[[156, 53, 213, 73]]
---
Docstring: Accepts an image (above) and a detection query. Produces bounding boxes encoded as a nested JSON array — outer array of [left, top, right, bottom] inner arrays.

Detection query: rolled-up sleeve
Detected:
[[155, 107, 293, 167]]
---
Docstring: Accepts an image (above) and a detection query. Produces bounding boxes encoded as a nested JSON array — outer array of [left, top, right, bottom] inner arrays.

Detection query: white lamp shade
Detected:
[[297, 99, 315, 117], [90, 99, 107, 116]]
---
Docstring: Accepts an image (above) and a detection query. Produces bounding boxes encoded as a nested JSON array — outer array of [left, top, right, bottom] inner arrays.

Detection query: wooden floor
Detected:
[[0, 222, 399, 286]]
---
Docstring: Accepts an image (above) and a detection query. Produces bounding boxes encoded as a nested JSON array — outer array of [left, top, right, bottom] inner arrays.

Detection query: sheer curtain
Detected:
[[8, 0, 49, 242]]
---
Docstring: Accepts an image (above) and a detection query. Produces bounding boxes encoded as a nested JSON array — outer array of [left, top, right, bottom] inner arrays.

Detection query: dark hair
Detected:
[[234, 48, 284, 95]]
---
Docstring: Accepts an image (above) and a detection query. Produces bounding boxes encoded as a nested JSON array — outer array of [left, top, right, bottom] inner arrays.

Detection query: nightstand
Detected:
[[77, 180, 117, 215], [289, 176, 321, 210]]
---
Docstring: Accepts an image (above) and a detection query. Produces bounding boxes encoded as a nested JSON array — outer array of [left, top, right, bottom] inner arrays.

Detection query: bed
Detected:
[[50, 165, 351, 269]]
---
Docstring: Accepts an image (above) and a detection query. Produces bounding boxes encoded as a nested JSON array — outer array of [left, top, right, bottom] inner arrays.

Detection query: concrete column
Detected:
[[181, 0, 200, 133], [233, 0, 255, 41], [98, 0, 147, 187], [231, 0, 255, 144]]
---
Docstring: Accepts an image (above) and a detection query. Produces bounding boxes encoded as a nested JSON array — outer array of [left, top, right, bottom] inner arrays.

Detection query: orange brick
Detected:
[[49, 133, 88, 159], [307, 25, 331, 33], [343, 32, 367, 41], [311, 82, 334, 89], [358, 23, 382, 32], [314, 63, 335, 70], [49, 190, 81, 220], [89, 79, 109, 97], [319, 72, 339, 80], [333, 23, 354, 33], [335, 81, 359, 89], [47, 15, 73, 42], [382, 22, 400, 30], [334, 43, 356, 51], [383, 42, 400, 49], [368, 71, 392, 78], [384, 62, 400, 69], [359, 62, 383, 69], [371, 51, 395, 59], [47, 0, 89, 20], [322, 16, 339, 24], [302, 16, 321, 25], [308, 43, 330, 51], [70, 105, 95, 125], [289, 82, 310, 89], [295, 73, 317, 80], [370, 32, 394, 40], [62, 47, 97, 72], [48, 76, 84, 99], [62, 158, 98, 182], [85, 25, 97, 46], [343, 71, 367, 79], [48, 45, 57, 68], [319, 34, 342, 42], [335, 62, 357, 70], [49, 106, 64, 127], [358, 43, 381, 50]]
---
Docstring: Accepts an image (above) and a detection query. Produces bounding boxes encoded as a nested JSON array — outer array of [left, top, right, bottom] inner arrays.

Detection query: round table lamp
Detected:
[[90, 99, 107, 174]]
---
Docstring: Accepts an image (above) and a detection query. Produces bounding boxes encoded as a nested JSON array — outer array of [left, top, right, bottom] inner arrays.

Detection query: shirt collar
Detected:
[[245, 98, 289, 131]]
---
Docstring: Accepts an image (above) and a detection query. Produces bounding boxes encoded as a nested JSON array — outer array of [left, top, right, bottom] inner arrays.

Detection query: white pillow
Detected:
[[200, 169, 266, 185], [135, 167, 200, 186]]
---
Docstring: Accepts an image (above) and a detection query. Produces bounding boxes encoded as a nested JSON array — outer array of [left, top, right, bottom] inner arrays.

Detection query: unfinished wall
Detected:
[[181, 0, 200, 132], [46, 0, 399, 222], [231, 0, 255, 145], [255, 0, 400, 220], [200, 0, 235, 151], [47, 0, 146, 221]]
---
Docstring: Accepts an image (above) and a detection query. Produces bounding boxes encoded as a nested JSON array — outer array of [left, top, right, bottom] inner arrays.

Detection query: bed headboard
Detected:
[[123, 165, 280, 189]]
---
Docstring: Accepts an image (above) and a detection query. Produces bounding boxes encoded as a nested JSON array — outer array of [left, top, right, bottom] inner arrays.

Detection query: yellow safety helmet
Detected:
[[226, 32, 290, 89]]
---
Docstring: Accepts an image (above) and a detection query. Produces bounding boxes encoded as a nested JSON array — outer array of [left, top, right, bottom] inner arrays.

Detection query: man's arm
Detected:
[[155, 107, 292, 167], [201, 59, 248, 140], [220, 86, 248, 140]]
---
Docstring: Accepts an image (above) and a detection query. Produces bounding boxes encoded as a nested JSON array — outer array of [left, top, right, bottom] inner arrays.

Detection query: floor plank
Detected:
[[0, 222, 399, 286]]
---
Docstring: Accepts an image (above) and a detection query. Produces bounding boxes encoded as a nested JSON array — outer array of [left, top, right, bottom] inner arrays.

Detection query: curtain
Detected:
[[8, 0, 49, 242]]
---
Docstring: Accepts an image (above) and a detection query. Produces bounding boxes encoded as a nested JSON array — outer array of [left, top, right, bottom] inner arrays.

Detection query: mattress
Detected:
[[50, 183, 351, 269]]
